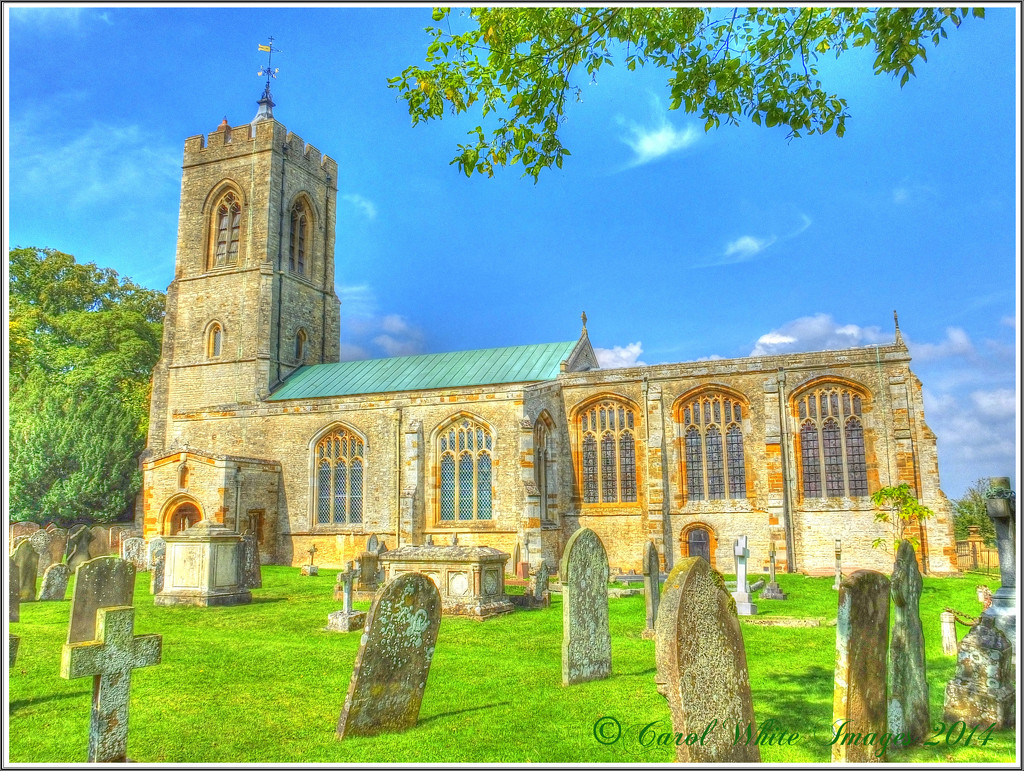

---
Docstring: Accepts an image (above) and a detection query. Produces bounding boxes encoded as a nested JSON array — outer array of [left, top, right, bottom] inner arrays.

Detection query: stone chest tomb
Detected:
[[380, 544, 513, 619], [154, 520, 251, 607]]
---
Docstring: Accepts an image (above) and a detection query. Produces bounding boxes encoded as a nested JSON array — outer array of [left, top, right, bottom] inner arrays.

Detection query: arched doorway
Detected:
[[168, 502, 201, 534]]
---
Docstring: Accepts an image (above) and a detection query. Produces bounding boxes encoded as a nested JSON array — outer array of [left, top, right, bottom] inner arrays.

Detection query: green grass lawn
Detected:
[[7, 567, 1015, 763]]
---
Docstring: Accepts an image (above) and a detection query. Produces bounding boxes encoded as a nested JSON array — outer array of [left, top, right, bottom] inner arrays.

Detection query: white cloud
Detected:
[[617, 98, 700, 167], [750, 314, 889, 356], [594, 342, 646, 369], [342, 194, 377, 220], [892, 181, 937, 205], [338, 343, 369, 362], [724, 234, 777, 261], [12, 122, 180, 209], [336, 284, 426, 359], [907, 327, 975, 361]]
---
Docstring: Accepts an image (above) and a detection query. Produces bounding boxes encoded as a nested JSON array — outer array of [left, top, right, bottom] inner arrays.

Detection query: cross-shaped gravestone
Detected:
[[762, 541, 788, 600], [60, 606, 162, 763], [302, 544, 319, 576], [327, 562, 366, 633], [731, 536, 756, 615], [308, 544, 318, 565], [339, 561, 357, 613]]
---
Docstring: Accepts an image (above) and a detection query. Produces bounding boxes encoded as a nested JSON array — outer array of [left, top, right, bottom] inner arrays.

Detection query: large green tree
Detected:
[[390, 6, 984, 180], [8, 247, 165, 524]]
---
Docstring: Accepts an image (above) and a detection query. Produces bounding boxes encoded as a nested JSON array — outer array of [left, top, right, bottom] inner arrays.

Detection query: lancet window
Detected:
[[289, 201, 310, 275], [210, 191, 242, 269]]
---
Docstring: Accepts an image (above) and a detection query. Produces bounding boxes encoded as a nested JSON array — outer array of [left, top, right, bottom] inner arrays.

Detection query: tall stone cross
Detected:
[[61, 606, 162, 763], [733, 536, 750, 592], [762, 540, 788, 601], [338, 561, 357, 614], [307, 544, 318, 566], [984, 477, 1016, 649]]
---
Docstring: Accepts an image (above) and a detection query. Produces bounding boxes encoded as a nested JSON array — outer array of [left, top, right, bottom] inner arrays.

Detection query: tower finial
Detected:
[[253, 37, 281, 125], [893, 309, 904, 346], [581, 310, 587, 334]]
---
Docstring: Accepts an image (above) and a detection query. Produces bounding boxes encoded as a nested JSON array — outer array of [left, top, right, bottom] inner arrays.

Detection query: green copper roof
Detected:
[[268, 341, 579, 401]]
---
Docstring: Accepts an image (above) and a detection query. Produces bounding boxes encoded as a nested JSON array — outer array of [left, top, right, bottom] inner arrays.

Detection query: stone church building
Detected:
[[140, 95, 959, 577]]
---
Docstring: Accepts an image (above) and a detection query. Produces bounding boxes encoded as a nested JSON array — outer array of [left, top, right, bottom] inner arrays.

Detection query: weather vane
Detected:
[[257, 37, 281, 101]]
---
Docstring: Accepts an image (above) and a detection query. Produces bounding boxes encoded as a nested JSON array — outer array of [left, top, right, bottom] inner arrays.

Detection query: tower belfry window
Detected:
[[212, 192, 242, 268], [289, 201, 310, 275]]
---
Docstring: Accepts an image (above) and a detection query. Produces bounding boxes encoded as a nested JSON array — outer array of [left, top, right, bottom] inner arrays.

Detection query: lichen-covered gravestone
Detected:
[[239, 532, 262, 590], [336, 572, 441, 739], [9, 558, 19, 622], [65, 525, 94, 574], [888, 540, 929, 745], [29, 529, 55, 578], [38, 563, 72, 601], [942, 615, 1015, 728], [148, 537, 167, 595], [832, 570, 891, 763], [560, 527, 611, 686], [67, 556, 136, 644], [655, 556, 760, 762], [642, 540, 661, 639], [120, 537, 148, 573], [61, 606, 162, 762], [12, 540, 39, 603]]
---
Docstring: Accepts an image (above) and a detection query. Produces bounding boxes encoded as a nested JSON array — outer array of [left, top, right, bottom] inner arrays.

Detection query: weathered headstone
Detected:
[[47, 527, 69, 568], [120, 537, 148, 573], [239, 532, 262, 590], [654, 557, 760, 762], [67, 556, 136, 644], [327, 561, 366, 632], [832, 570, 891, 763], [940, 612, 957, 656], [943, 615, 1015, 728], [761, 541, 788, 600], [29, 529, 55, 578], [65, 525, 94, 574], [982, 477, 1016, 649], [12, 540, 39, 603], [88, 525, 111, 558], [833, 539, 843, 590], [367, 533, 380, 554], [10, 520, 40, 542], [38, 562, 72, 601], [61, 606, 162, 762], [301, 543, 319, 576], [560, 527, 611, 685], [10, 634, 19, 666], [730, 536, 757, 615], [148, 537, 167, 595], [336, 572, 441, 739], [532, 560, 550, 602], [9, 558, 20, 622], [642, 540, 661, 639], [888, 540, 929, 745]]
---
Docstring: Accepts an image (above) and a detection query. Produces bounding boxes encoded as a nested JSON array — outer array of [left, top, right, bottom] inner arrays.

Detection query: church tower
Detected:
[[147, 90, 341, 454]]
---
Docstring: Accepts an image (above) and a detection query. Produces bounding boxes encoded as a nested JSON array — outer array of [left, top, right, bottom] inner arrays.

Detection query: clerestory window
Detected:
[[680, 393, 747, 502], [796, 385, 869, 498], [438, 418, 493, 523], [315, 428, 364, 525], [579, 400, 638, 504]]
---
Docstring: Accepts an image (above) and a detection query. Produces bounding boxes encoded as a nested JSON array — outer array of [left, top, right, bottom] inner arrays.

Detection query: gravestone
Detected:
[[301, 543, 319, 576], [65, 525, 94, 574], [9, 558, 19, 622], [61, 606, 162, 762], [560, 528, 611, 685], [943, 615, 1015, 728], [68, 556, 136, 644], [88, 525, 111, 558], [367, 533, 380, 553], [47, 527, 69, 569], [531, 561, 550, 603], [888, 540, 929, 746], [327, 561, 366, 632], [654, 557, 760, 763], [832, 570, 891, 763], [10, 634, 19, 666], [982, 477, 1016, 649], [940, 612, 957, 656], [730, 536, 757, 616], [833, 540, 843, 590], [148, 537, 167, 595], [239, 532, 262, 590], [761, 541, 788, 600], [336, 572, 442, 739], [120, 537, 148, 573], [29, 529, 55, 578], [38, 562, 72, 601], [642, 540, 661, 639], [12, 540, 39, 603]]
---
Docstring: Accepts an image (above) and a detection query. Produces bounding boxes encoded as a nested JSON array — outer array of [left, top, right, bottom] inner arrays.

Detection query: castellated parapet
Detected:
[[183, 121, 338, 180]]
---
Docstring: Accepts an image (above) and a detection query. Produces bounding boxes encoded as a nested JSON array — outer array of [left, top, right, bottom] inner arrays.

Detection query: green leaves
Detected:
[[870, 482, 936, 555], [389, 7, 981, 180]]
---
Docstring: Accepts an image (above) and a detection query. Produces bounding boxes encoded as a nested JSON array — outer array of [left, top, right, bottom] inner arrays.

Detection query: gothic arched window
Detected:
[[289, 200, 311, 275], [210, 191, 242, 269], [680, 392, 747, 502], [796, 385, 869, 498], [438, 417, 493, 523], [207, 323, 223, 358], [314, 428, 364, 525], [579, 400, 637, 504], [295, 329, 307, 363], [535, 420, 554, 522]]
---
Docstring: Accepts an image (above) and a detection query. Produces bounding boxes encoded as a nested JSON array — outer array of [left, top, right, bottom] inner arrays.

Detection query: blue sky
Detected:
[[5, 6, 1019, 500]]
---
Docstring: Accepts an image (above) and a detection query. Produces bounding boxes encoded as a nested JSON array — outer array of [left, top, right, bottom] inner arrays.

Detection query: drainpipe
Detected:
[[274, 144, 288, 385], [777, 369, 796, 572], [395, 407, 402, 549], [321, 173, 331, 362]]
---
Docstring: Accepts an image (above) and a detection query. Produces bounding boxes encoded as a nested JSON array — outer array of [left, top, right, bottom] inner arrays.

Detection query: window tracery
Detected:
[[289, 200, 311, 275], [210, 191, 242, 269], [579, 400, 637, 504], [438, 418, 493, 522], [314, 428, 364, 525], [680, 393, 746, 502], [796, 385, 869, 498]]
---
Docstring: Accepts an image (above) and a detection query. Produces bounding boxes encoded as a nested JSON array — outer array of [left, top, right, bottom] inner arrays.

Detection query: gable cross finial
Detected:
[[893, 309, 904, 346], [581, 310, 587, 333]]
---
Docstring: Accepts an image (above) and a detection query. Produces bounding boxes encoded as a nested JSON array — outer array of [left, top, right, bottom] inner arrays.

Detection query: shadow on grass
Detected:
[[753, 665, 835, 738], [10, 690, 82, 712], [420, 701, 512, 724], [613, 666, 657, 678]]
